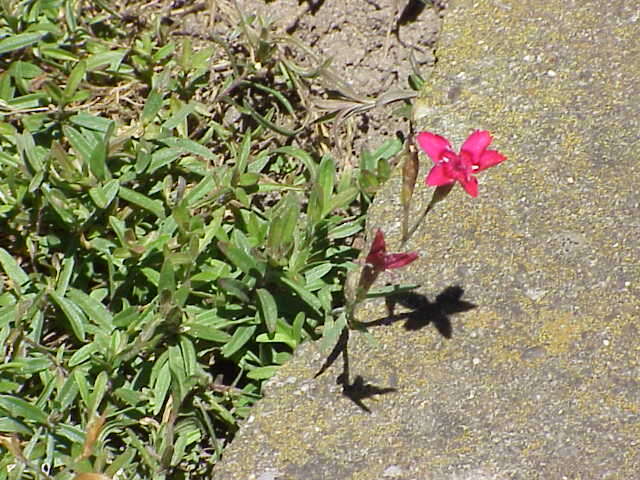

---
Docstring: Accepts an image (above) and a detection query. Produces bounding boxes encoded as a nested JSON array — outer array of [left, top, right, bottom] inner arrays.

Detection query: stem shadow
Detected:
[[314, 327, 397, 413]]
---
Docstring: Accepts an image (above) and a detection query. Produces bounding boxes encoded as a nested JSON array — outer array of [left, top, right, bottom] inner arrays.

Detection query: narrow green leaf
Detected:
[[66, 288, 113, 332], [255, 332, 296, 349], [0, 248, 29, 292], [135, 139, 152, 173], [328, 218, 362, 240], [256, 288, 278, 335], [89, 179, 119, 209], [183, 174, 214, 207], [0, 417, 32, 434], [217, 241, 257, 275], [221, 325, 256, 358], [329, 186, 359, 212], [64, 0, 78, 30], [6, 92, 47, 110], [56, 423, 85, 444], [64, 60, 86, 99], [0, 32, 44, 55], [42, 186, 76, 224], [292, 312, 305, 345], [372, 137, 403, 161], [159, 137, 216, 161], [319, 311, 347, 354], [152, 43, 175, 62], [119, 187, 165, 219], [39, 46, 79, 62], [179, 336, 197, 378], [317, 156, 335, 216], [85, 49, 126, 72], [28, 169, 44, 192], [183, 321, 231, 343], [88, 371, 109, 417], [366, 283, 420, 298], [147, 146, 182, 174], [16, 130, 43, 172], [304, 264, 333, 284], [152, 361, 171, 415], [216, 277, 250, 304], [63, 125, 94, 163], [168, 344, 187, 401], [49, 291, 86, 341], [88, 136, 108, 180], [236, 131, 251, 173], [72, 369, 91, 408], [158, 258, 175, 295], [266, 193, 300, 258], [360, 147, 375, 172], [0, 395, 48, 424], [242, 100, 299, 136], [68, 343, 96, 367], [69, 112, 114, 133], [162, 103, 195, 130], [55, 256, 75, 296], [260, 146, 316, 177], [246, 365, 279, 380], [0, 357, 50, 375], [105, 447, 137, 477], [44, 80, 64, 104], [278, 276, 322, 314], [142, 88, 163, 124], [8, 60, 42, 80], [358, 169, 380, 194], [307, 183, 323, 225], [237, 172, 260, 187], [112, 306, 139, 328]]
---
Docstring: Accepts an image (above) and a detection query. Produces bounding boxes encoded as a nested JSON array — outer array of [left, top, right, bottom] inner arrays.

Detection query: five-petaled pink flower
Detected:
[[417, 130, 506, 197], [366, 229, 418, 272]]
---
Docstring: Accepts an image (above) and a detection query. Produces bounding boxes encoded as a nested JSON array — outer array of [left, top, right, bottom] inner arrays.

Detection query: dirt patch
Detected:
[[175, 0, 447, 162], [239, 0, 447, 156]]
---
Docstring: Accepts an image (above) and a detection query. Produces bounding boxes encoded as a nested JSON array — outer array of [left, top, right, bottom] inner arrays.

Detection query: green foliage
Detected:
[[0, 0, 403, 479]]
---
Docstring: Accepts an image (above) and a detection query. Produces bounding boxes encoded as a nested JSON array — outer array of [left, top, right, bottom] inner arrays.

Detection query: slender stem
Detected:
[[401, 183, 453, 248], [401, 197, 435, 248]]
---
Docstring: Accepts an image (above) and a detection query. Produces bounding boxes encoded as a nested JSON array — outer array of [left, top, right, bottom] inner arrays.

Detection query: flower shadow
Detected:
[[314, 286, 474, 411], [363, 285, 476, 338]]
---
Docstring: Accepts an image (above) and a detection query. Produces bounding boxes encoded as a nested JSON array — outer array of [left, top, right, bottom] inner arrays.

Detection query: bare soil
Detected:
[[243, 0, 446, 154], [240, 0, 447, 155], [177, 0, 447, 161]]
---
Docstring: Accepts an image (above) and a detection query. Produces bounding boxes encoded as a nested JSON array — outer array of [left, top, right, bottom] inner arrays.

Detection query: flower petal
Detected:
[[460, 175, 479, 197], [384, 252, 419, 270], [425, 163, 455, 187], [461, 130, 492, 163], [366, 229, 387, 268], [475, 149, 506, 171], [416, 132, 451, 162]]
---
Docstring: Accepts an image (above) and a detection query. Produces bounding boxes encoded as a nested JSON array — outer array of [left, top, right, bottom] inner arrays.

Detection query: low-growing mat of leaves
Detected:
[[0, 1, 411, 478]]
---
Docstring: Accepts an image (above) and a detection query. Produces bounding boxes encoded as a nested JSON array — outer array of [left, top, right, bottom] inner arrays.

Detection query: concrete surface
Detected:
[[212, 0, 640, 478]]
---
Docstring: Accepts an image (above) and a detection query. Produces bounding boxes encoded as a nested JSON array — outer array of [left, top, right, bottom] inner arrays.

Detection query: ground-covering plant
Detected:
[[0, 1, 405, 478]]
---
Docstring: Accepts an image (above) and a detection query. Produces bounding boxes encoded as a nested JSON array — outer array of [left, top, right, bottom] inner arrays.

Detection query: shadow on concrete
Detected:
[[313, 285, 473, 411], [398, 0, 428, 26], [364, 285, 476, 338], [315, 326, 397, 413], [339, 374, 396, 414]]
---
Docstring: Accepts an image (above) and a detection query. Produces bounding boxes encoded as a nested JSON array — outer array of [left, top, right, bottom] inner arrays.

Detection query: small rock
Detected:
[[382, 465, 403, 478]]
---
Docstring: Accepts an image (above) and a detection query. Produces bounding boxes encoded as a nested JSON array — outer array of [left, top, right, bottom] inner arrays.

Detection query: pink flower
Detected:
[[366, 229, 418, 272], [417, 130, 506, 197], [354, 229, 418, 303]]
